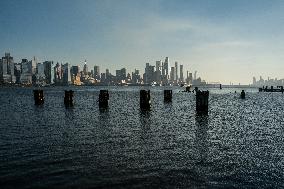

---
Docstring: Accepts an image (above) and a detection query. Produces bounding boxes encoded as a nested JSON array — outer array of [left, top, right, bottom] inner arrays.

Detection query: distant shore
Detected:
[[0, 83, 255, 89]]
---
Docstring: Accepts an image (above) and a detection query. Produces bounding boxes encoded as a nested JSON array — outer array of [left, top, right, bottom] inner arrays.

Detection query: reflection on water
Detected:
[[1, 86, 284, 188], [195, 115, 209, 163]]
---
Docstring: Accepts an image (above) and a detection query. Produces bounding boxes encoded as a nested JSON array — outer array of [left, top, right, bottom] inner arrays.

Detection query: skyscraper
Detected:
[[43, 61, 53, 84], [94, 65, 100, 80], [54, 62, 62, 84], [144, 63, 155, 84], [164, 57, 170, 77], [155, 61, 161, 84], [161, 57, 170, 84], [20, 59, 32, 84], [31, 56, 37, 75], [180, 65, 184, 82], [175, 61, 178, 82], [170, 66, 175, 82], [83, 60, 88, 76], [62, 63, 70, 85], [1, 53, 15, 83]]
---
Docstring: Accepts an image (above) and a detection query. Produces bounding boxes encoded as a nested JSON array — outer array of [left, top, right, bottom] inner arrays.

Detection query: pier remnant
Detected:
[[64, 90, 74, 107], [194, 87, 198, 93], [241, 90, 245, 99], [196, 90, 209, 114], [185, 86, 191, 92], [99, 90, 109, 108], [33, 90, 44, 105], [220, 84, 222, 89], [140, 90, 151, 110], [259, 86, 284, 92], [164, 90, 172, 102]]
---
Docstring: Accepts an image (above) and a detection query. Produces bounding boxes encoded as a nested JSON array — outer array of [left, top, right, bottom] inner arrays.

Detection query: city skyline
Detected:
[[1, 0, 284, 84]]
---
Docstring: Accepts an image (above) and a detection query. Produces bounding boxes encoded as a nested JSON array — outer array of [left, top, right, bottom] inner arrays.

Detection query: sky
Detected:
[[1, 0, 284, 84]]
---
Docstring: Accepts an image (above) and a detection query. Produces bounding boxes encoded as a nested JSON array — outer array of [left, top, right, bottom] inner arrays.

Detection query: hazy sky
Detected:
[[1, 0, 284, 84]]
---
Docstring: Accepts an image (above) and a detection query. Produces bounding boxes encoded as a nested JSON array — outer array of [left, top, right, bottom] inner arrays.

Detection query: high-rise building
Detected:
[[170, 66, 175, 82], [36, 63, 46, 84], [1, 53, 15, 83], [155, 60, 161, 84], [54, 62, 62, 84], [115, 68, 126, 83], [175, 61, 178, 82], [131, 69, 141, 84], [20, 59, 32, 84], [253, 77, 256, 85], [62, 63, 70, 85], [180, 65, 184, 82], [43, 61, 53, 84], [106, 69, 110, 82], [14, 63, 21, 84], [161, 57, 170, 84], [83, 60, 88, 76], [43, 61, 52, 84], [143, 63, 155, 84], [164, 57, 170, 77], [31, 56, 37, 75], [94, 66, 100, 80]]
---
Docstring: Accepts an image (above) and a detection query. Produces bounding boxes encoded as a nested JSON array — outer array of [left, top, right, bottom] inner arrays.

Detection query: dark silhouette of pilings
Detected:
[[241, 90, 245, 99], [196, 90, 209, 115], [185, 86, 191, 92], [164, 90, 172, 102], [192, 87, 198, 93], [99, 90, 109, 108], [259, 86, 284, 92], [64, 90, 74, 107], [33, 90, 44, 105], [140, 90, 151, 110], [220, 84, 222, 89]]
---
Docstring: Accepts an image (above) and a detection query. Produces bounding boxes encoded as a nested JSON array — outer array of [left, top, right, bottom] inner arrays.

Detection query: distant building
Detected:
[[20, 59, 32, 84], [36, 63, 46, 85], [116, 68, 126, 83], [180, 64, 184, 82], [70, 65, 80, 85], [155, 60, 161, 84], [31, 56, 37, 75], [170, 66, 175, 83], [62, 63, 70, 85], [253, 77, 256, 85], [1, 53, 15, 83], [53, 62, 62, 84], [131, 69, 141, 84], [43, 61, 53, 84], [175, 61, 178, 82], [83, 60, 88, 76], [162, 57, 170, 84], [14, 63, 21, 84], [143, 63, 155, 84], [94, 65, 100, 80]]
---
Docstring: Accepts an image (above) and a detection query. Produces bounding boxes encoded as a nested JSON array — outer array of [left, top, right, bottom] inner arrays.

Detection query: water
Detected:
[[1, 86, 284, 188]]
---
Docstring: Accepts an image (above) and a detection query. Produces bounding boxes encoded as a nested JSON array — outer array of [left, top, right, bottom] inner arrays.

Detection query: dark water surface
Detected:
[[1, 86, 284, 188]]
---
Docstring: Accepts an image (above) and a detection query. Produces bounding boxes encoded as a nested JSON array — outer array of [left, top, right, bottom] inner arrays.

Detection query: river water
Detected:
[[0, 86, 284, 188]]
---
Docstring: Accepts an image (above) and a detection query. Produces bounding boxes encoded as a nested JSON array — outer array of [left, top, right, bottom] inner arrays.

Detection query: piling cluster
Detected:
[[240, 90, 245, 99], [64, 90, 74, 107], [140, 90, 151, 110], [33, 90, 44, 105], [32, 88, 252, 114], [259, 86, 284, 93], [196, 90, 209, 115], [164, 90, 172, 102], [99, 90, 109, 108]]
